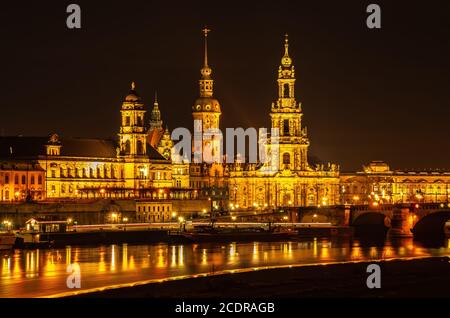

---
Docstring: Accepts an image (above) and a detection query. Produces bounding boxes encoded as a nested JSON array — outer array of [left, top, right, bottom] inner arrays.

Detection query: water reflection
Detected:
[[0, 237, 448, 298]]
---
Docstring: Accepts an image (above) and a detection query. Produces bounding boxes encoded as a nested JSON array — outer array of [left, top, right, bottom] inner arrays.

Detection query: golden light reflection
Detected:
[[228, 243, 238, 264], [66, 246, 72, 265], [157, 247, 165, 268], [171, 246, 177, 267], [110, 245, 116, 272], [2, 256, 11, 276], [45, 252, 57, 277], [201, 249, 207, 265], [13, 251, 21, 277], [252, 243, 259, 262], [178, 245, 184, 267], [73, 247, 80, 263], [320, 243, 329, 260], [282, 243, 293, 259], [448, 239, 450, 249], [129, 256, 135, 270], [122, 244, 128, 270], [98, 247, 106, 273], [313, 238, 318, 257], [25, 251, 38, 278]]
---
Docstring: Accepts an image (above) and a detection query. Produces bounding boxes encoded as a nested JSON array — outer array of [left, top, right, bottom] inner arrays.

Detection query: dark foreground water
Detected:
[[1, 237, 449, 298]]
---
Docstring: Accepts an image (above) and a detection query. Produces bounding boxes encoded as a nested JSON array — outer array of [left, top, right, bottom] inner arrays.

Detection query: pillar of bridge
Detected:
[[344, 205, 351, 226], [388, 207, 413, 237]]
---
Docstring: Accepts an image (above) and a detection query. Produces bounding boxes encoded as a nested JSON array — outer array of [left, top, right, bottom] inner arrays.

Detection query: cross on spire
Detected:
[[202, 27, 211, 37]]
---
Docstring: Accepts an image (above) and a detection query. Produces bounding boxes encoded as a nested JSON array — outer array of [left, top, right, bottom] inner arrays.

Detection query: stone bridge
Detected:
[[295, 203, 450, 238]]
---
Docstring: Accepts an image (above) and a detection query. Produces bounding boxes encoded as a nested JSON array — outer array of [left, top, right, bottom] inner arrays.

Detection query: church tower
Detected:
[[192, 28, 222, 163], [118, 82, 147, 157], [149, 92, 163, 131], [270, 35, 310, 171]]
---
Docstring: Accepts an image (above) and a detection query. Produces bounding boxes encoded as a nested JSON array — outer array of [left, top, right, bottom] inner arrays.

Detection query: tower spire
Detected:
[[200, 27, 212, 80], [149, 91, 162, 130], [199, 27, 213, 97], [202, 27, 211, 68], [284, 34, 289, 57], [281, 33, 292, 68]]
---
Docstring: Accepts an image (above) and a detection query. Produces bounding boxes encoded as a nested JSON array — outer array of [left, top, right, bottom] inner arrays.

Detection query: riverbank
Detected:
[[70, 256, 450, 298]]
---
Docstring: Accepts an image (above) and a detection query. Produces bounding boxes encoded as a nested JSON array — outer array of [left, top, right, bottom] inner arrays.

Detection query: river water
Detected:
[[1, 237, 449, 298]]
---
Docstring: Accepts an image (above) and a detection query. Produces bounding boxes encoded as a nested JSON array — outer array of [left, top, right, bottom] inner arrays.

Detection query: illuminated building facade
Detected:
[[340, 161, 450, 205], [0, 161, 46, 201], [0, 30, 448, 211], [0, 84, 175, 201]]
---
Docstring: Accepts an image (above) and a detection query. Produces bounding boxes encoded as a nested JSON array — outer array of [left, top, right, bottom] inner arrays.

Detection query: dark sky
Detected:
[[0, 0, 449, 171]]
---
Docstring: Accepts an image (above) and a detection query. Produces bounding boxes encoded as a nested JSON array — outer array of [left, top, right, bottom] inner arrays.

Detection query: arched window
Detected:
[[137, 140, 143, 155], [125, 140, 131, 154], [283, 84, 290, 98], [283, 120, 290, 135], [283, 153, 291, 165]]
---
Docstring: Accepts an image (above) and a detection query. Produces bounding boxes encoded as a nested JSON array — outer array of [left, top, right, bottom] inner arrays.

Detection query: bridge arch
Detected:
[[412, 210, 450, 238], [352, 212, 391, 237]]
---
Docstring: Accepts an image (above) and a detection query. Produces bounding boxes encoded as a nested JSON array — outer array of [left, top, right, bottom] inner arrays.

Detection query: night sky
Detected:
[[0, 0, 449, 171]]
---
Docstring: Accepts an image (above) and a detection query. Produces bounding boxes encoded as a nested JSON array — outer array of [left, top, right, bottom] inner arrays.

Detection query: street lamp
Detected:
[[3, 220, 12, 231]]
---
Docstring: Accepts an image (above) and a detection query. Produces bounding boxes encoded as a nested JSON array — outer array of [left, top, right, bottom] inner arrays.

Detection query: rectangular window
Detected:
[[51, 170, 56, 178], [14, 175, 19, 184], [5, 174, 9, 184], [38, 176, 43, 185], [31, 175, 35, 184]]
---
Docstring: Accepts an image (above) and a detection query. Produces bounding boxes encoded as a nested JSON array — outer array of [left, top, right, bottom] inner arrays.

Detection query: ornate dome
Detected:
[[125, 92, 140, 102], [124, 82, 141, 102], [192, 97, 221, 113]]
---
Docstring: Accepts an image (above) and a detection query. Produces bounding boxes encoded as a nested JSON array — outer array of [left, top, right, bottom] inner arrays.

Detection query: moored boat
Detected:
[[0, 232, 16, 251]]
